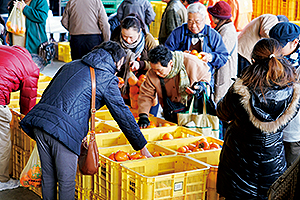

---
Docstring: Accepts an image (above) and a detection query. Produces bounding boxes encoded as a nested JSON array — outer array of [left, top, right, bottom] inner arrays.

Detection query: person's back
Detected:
[[158, 0, 187, 45], [116, 0, 155, 32], [0, 45, 39, 192], [61, 0, 110, 60], [238, 14, 278, 64], [217, 38, 300, 199]]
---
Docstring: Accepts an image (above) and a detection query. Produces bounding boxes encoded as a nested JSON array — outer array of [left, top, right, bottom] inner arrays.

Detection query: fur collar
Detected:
[[233, 78, 300, 133]]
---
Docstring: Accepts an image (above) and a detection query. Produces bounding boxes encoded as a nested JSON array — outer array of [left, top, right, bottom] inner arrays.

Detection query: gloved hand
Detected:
[[191, 82, 205, 98], [138, 113, 150, 128]]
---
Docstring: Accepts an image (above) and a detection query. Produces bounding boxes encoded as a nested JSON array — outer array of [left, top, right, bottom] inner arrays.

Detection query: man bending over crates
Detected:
[[0, 45, 41, 191], [20, 41, 152, 200]]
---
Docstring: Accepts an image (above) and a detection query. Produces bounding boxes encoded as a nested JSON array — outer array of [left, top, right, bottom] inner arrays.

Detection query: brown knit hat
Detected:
[[207, 1, 232, 20]]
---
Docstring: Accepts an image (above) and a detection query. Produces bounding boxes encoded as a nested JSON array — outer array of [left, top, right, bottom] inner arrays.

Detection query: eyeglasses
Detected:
[[187, 18, 204, 26]]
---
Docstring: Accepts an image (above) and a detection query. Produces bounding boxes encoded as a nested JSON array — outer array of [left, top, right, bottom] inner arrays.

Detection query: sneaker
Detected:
[[0, 178, 20, 191]]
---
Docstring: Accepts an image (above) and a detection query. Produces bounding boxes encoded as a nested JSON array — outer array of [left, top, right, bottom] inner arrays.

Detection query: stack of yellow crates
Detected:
[[58, 42, 72, 63], [150, 1, 167, 39]]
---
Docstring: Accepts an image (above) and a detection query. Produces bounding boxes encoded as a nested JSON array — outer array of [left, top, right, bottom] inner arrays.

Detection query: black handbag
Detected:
[[36, 24, 55, 65], [159, 77, 186, 123]]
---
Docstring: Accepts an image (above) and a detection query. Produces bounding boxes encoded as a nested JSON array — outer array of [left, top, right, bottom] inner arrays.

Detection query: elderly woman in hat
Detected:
[[207, 1, 238, 103], [164, 2, 229, 92]]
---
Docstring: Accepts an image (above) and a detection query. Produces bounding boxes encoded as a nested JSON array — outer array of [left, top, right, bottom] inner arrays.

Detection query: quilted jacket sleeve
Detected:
[[19, 65, 39, 115], [103, 77, 147, 151]]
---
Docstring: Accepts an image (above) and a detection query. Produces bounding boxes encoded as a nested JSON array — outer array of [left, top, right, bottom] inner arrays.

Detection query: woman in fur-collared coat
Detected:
[[216, 38, 300, 200]]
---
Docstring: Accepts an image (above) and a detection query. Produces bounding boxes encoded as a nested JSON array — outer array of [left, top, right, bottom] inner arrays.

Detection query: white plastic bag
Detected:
[[6, 3, 26, 36], [19, 144, 42, 188]]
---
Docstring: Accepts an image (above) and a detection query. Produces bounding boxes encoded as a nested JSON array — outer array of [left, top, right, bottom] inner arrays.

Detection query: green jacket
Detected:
[[23, 0, 48, 54]]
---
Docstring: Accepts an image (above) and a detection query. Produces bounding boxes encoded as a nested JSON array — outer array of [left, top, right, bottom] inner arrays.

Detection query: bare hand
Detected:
[[130, 61, 140, 71], [140, 146, 153, 158], [198, 52, 211, 63], [14, 1, 26, 10], [185, 85, 200, 94]]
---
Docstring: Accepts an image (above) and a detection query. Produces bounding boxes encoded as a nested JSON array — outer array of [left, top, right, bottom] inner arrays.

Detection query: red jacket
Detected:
[[0, 45, 39, 115]]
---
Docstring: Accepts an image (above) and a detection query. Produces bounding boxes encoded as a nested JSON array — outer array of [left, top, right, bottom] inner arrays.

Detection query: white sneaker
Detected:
[[0, 178, 20, 191]]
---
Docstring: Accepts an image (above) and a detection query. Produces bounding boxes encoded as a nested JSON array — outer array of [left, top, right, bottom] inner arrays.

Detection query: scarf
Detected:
[[214, 19, 232, 32], [165, 51, 190, 105], [285, 45, 300, 69], [120, 31, 145, 60]]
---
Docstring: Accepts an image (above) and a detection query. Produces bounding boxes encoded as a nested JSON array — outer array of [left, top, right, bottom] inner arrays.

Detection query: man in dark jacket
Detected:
[[0, 45, 40, 191], [20, 41, 152, 200]]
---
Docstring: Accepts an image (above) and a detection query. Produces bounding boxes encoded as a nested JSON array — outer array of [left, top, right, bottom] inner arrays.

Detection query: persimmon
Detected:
[[138, 74, 147, 81], [108, 152, 116, 161], [149, 121, 156, 127], [6, 21, 12, 28], [162, 123, 171, 127], [118, 77, 124, 85], [137, 79, 144, 87], [20, 174, 30, 187], [140, 155, 147, 159], [128, 75, 138, 86], [131, 100, 138, 109], [198, 141, 210, 150], [130, 152, 142, 160], [197, 54, 203, 60], [129, 85, 139, 94], [132, 94, 139, 101], [177, 146, 187, 153], [191, 50, 198, 55], [162, 133, 174, 140], [115, 150, 130, 161], [210, 142, 220, 149], [187, 143, 196, 151]]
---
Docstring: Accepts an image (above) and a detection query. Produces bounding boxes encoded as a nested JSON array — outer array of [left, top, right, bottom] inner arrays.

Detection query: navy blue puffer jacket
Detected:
[[20, 48, 147, 155], [217, 78, 300, 199]]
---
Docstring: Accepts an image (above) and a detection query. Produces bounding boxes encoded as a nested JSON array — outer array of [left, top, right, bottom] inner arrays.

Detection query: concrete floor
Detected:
[[0, 59, 65, 200]]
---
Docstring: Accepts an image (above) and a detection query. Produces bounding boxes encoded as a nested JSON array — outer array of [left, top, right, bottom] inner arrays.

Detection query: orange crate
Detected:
[[11, 145, 30, 179], [94, 143, 176, 200], [189, 150, 221, 200], [278, 0, 297, 21], [121, 155, 210, 200], [155, 136, 223, 155]]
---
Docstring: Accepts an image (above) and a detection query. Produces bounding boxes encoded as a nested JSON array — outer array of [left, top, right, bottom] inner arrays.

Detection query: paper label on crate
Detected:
[[174, 181, 183, 191]]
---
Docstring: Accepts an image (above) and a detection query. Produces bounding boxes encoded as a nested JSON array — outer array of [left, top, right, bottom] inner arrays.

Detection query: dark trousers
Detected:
[[238, 54, 251, 76], [33, 128, 78, 200], [283, 141, 300, 167], [70, 34, 103, 60]]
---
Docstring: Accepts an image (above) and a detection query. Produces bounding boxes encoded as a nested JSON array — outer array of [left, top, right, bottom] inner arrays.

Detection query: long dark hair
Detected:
[[241, 38, 296, 94]]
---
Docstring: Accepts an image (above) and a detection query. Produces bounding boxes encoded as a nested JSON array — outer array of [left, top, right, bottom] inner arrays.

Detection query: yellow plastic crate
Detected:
[[38, 74, 52, 82], [10, 91, 20, 99], [95, 143, 176, 200], [120, 155, 210, 200], [150, 1, 167, 38], [99, 105, 108, 110], [104, 115, 175, 131], [155, 136, 223, 155], [11, 144, 30, 179], [75, 186, 92, 200], [58, 42, 72, 63], [94, 122, 121, 133], [95, 132, 129, 147], [95, 110, 114, 121], [10, 109, 36, 152], [142, 126, 202, 142], [37, 81, 51, 90], [189, 152, 220, 200]]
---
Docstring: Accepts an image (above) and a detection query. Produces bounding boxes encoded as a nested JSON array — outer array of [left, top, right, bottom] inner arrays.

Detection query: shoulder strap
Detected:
[[89, 67, 96, 140], [228, 42, 237, 59]]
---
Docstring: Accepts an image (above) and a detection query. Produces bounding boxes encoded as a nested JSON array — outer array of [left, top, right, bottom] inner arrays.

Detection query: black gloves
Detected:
[[138, 113, 150, 128], [191, 81, 205, 98]]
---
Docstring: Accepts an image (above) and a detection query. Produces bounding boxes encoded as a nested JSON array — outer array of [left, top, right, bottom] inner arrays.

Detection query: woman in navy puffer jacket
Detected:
[[20, 41, 151, 200], [217, 38, 300, 199]]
